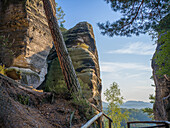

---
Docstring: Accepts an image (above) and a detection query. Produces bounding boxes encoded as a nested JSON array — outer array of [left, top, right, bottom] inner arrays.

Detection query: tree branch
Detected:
[[121, 0, 144, 29]]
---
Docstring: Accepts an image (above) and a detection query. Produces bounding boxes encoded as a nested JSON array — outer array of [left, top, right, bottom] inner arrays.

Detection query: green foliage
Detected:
[[45, 59, 93, 120], [78, 78, 92, 99], [71, 92, 93, 120], [104, 82, 123, 105], [104, 107, 152, 127], [104, 82, 129, 128], [98, 0, 169, 37], [155, 14, 170, 33], [46, 79, 68, 95], [149, 94, 155, 104], [126, 108, 152, 121], [0, 65, 7, 75], [142, 108, 154, 120], [17, 94, 30, 105], [120, 108, 152, 127], [71, 79, 94, 120], [56, 3, 66, 28], [44, 57, 68, 95], [154, 31, 170, 77], [142, 86, 155, 120]]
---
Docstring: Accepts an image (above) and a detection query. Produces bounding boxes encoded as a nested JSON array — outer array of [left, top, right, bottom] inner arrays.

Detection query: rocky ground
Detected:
[[0, 74, 88, 128]]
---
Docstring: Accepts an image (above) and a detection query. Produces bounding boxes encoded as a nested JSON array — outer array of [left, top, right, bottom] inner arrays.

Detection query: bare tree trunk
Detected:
[[42, 0, 81, 93]]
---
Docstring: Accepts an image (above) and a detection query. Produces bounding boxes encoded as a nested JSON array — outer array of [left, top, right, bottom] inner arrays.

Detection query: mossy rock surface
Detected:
[[40, 22, 102, 109]]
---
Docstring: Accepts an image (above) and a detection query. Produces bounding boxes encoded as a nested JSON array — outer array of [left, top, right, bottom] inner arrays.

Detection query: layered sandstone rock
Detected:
[[0, 1, 102, 109], [0, 0, 55, 87], [40, 22, 102, 109]]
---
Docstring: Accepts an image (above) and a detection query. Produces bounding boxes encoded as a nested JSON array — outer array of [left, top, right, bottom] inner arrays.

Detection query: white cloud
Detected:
[[107, 42, 156, 55], [100, 61, 154, 102], [133, 86, 154, 90], [125, 73, 145, 79], [100, 62, 150, 72]]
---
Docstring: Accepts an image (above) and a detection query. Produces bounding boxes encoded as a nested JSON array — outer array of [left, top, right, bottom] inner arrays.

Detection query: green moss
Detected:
[[78, 78, 92, 99], [17, 94, 30, 105], [71, 92, 94, 120], [44, 57, 68, 95], [70, 78, 93, 120], [154, 31, 170, 77]]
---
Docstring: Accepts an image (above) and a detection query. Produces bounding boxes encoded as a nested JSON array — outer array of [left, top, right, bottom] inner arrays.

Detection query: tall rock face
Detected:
[[0, 0, 55, 87], [152, 14, 170, 121], [40, 22, 102, 109], [152, 42, 170, 121]]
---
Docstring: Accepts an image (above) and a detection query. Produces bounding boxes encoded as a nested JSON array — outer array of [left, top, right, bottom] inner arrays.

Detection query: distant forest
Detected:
[[103, 108, 151, 127], [121, 108, 151, 127]]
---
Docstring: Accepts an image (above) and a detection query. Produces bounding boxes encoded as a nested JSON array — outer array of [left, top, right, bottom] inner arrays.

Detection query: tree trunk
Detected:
[[42, 0, 81, 93]]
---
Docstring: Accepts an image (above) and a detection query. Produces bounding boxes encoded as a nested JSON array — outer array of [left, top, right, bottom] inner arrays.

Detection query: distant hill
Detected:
[[102, 100, 152, 126], [120, 101, 153, 109], [102, 101, 109, 110], [103, 100, 153, 110]]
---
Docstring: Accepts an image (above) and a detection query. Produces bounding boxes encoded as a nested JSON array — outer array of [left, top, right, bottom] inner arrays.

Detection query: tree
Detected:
[[56, 3, 66, 27], [98, 0, 169, 37], [104, 82, 129, 128], [42, 0, 81, 94], [142, 94, 155, 120], [142, 83, 155, 120]]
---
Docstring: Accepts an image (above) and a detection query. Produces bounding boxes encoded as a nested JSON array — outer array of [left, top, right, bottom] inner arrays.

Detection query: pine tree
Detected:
[[56, 3, 66, 27], [42, 0, 81, 94], [98, 0, 169, 37]]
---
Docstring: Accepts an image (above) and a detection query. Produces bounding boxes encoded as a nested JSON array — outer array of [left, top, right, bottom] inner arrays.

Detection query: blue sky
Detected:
[[57, 0, 156, 102]]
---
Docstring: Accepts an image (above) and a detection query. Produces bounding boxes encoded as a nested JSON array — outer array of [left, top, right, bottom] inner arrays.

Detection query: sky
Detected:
[[56, 0, 156, 102]]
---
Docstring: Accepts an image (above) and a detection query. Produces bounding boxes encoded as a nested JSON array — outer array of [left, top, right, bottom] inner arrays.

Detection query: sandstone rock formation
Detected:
[[152, 38, 170, 121], [152, 14, 170, 121], [39, 22, 102, 109], [0, 0, 55, 87], [0, 0, 102, 110]]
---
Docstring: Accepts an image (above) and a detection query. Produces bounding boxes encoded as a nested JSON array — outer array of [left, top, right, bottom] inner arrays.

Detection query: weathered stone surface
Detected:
[[0, 74, 54, 128], [40, 22, 102, 109], [0, 74, 86, 128], [152, 35, 170, 121], [0, 0, 55, 87], [152, 14, 170, 121]]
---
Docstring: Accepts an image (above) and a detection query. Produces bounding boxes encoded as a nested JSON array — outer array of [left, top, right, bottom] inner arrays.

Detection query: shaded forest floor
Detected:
[[0, 74, 86, 128]]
